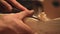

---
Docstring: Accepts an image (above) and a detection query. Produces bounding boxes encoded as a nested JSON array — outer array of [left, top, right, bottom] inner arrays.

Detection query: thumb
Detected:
[[15, 10, 34, 19]]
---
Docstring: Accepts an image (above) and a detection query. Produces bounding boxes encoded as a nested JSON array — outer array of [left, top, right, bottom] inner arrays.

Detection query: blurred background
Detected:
[[16, 0, 43, 16], [17, 0, 42, 10]]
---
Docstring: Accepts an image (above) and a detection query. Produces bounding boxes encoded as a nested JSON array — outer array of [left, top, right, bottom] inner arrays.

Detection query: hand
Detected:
[[0, 0, 35, 34], [0, 0, 28, 12], [0, 10, 34, 34]]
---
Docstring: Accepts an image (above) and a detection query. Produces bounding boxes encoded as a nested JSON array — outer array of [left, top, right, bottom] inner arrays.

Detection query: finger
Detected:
[[9, 0, 28, 11], [12, 19, 34, 34], [0, 0, 12, 12], [15, 10, 34, 19]]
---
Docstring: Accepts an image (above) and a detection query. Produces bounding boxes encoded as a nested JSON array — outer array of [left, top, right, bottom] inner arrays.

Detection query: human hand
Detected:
[[0, 10, 34, 34], [0, 0, 28, 12]]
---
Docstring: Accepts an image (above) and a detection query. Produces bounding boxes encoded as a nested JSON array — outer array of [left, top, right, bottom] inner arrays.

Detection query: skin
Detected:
[[40, 0, 60, 19], [0, 0, 35, 34], [0, 0, 28, 12], [1, 0, 60, 34], [0, 10, 34, 34]]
